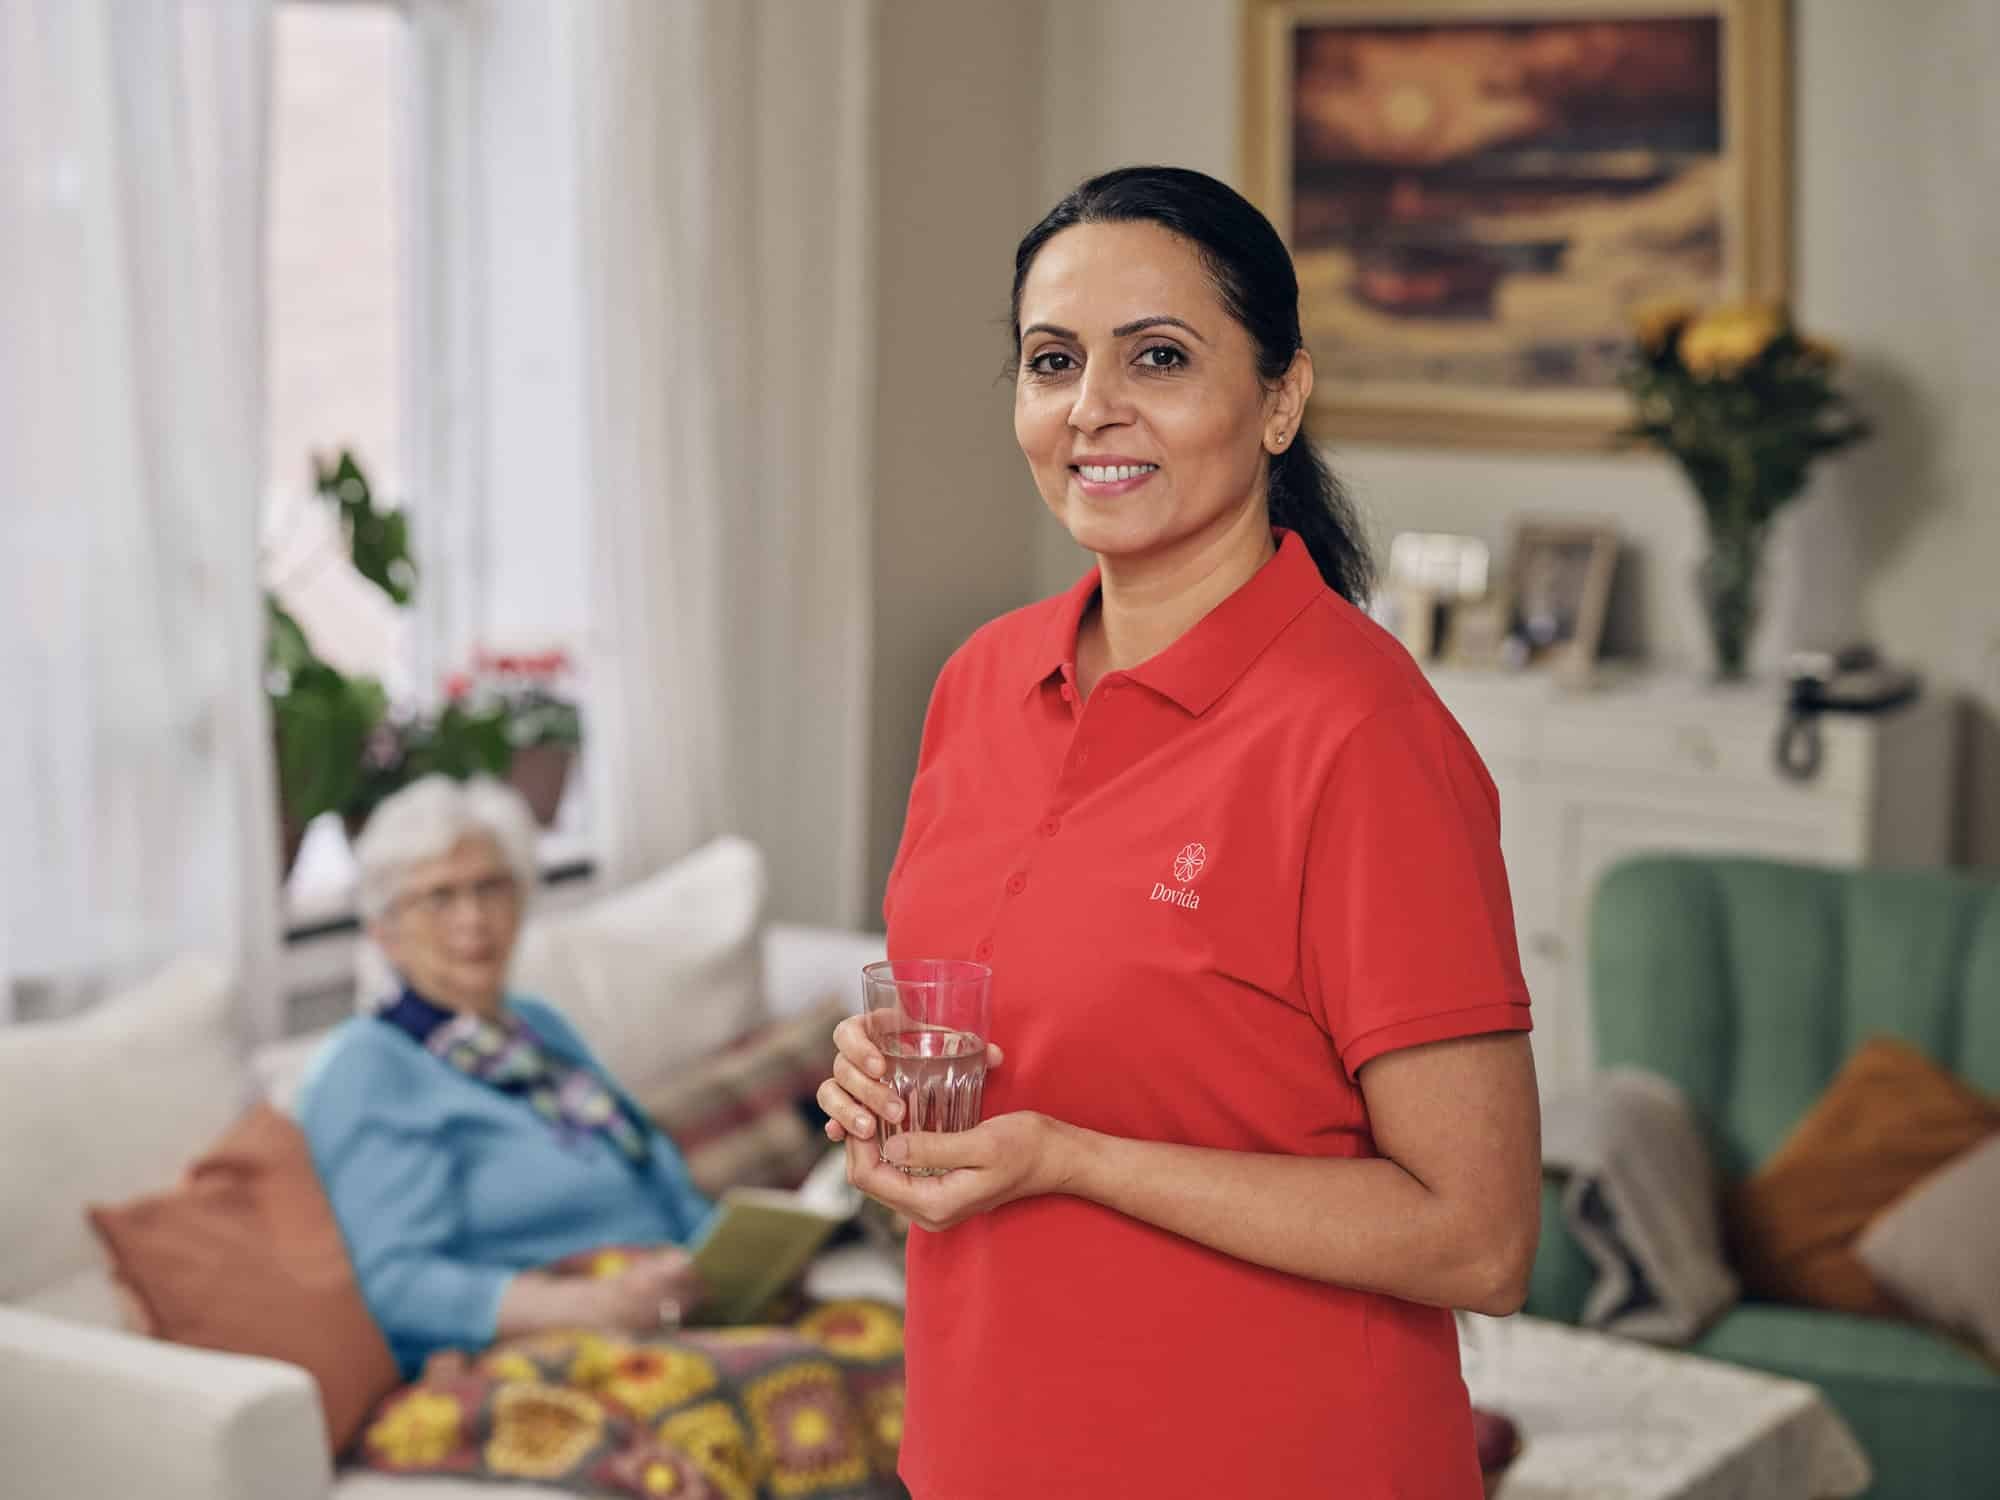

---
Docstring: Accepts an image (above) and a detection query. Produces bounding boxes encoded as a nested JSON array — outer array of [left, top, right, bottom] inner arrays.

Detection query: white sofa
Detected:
[[0, 839, 892, 1500]]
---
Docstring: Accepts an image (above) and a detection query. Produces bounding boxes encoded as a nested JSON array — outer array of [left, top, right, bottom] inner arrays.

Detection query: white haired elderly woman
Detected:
[[298, 775, 712, 1379]]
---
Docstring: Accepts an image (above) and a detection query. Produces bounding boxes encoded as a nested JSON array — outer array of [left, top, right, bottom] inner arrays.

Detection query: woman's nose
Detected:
[[1068, 361, 1132, 434]]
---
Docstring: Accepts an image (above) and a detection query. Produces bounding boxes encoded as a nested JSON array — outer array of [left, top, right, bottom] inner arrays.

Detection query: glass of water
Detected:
[[860, 959, 992, 1175]]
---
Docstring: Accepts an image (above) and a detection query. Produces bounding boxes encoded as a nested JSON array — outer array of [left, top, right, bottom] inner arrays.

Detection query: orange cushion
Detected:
[[88, 1102, 400, 1453], [1728, 1037, 2000, 1316]]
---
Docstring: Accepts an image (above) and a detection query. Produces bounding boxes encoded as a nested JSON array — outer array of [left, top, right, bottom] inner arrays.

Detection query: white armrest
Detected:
[[761, 922, 886, 1020], [0, 1305, 331, 1500]]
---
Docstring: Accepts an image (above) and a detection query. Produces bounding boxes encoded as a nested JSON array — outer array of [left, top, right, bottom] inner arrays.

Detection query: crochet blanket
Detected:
[[348, 1299, 907, 1499]]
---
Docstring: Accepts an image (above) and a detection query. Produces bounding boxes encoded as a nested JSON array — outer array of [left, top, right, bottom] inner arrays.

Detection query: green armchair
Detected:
[[1527, 854, 2000, 1500]]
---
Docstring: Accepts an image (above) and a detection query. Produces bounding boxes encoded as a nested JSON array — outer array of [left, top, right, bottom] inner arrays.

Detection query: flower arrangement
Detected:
[[1621, 300, 1870, 679], [441, 647, 585, 826]]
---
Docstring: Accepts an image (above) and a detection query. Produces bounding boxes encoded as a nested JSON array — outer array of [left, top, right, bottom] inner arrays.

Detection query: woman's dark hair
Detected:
[[1011, 165, 1373, 604]]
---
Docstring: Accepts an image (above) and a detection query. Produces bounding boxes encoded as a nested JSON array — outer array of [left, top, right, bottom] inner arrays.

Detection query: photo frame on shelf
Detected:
[[1241, 0, 1791, 450], [1499, 518, 1620, 681]]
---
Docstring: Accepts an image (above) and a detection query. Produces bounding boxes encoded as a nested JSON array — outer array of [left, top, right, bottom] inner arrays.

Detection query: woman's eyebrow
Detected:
[[1020, 315, 1210, 344]]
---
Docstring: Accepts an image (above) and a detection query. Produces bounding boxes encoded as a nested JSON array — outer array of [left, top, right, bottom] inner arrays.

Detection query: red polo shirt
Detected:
[[883, 529, 1531, 1499]]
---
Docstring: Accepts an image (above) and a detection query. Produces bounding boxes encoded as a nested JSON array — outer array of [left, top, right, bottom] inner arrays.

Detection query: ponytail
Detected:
[[1267, 437, 1372, 607]]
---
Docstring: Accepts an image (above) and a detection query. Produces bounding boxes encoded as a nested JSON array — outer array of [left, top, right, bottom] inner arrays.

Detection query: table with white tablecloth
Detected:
[[1462, 1315, 1873, 1500]]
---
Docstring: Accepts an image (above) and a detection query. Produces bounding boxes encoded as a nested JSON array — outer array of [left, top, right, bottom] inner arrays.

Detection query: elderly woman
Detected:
[[299, 775, 712, 1378]]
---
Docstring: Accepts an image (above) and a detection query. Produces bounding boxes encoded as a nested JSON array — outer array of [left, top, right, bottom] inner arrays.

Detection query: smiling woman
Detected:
[[819, 166, 1542, 1500]]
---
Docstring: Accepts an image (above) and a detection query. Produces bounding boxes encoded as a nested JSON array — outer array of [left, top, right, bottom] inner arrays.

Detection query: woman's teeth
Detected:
[[1076, 464, 1157, 483]]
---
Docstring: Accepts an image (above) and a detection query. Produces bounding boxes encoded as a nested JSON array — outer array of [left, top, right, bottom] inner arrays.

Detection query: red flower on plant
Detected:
[[443, 673, 472, 702]]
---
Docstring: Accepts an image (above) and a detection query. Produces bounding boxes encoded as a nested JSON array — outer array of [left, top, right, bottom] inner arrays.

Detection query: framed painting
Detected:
[[1242, 0, 1790, 450]]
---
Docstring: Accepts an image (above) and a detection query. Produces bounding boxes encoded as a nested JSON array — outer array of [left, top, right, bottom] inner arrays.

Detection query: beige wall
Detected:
[[865, 1, 1051, 915], [1031, 0, 2000, 868]]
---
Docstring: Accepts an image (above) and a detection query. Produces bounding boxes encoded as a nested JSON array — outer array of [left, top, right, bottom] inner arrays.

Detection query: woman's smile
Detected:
[[1070, 457, 1160, 498]]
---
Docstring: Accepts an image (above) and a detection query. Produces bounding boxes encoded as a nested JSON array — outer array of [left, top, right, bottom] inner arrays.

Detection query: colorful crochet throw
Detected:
[[349, 1297, 907, 1499]]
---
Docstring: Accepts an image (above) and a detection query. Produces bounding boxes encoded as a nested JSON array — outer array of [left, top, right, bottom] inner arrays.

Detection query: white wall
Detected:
[[866, 1, 1052, 912], [1033, 0, 2000, 867]]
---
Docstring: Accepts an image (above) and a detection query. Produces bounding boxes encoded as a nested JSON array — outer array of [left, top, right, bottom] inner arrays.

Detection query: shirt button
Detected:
[[973, 939, 993, 961], [1059, 683, 1075, 703], [1005, 872, 1028, 896], [1039, 815, 1061, 837]]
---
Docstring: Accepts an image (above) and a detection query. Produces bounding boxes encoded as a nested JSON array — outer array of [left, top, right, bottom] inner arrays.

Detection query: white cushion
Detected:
[[0, 955, 250, 1302], [354, 836, 769, 1101], [511, 837, 769, 1098], [251, 1027, 336, 1117]]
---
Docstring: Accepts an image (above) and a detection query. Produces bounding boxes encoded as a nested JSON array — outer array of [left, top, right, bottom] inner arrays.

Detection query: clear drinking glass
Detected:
[[859, 959, 992, 1176]]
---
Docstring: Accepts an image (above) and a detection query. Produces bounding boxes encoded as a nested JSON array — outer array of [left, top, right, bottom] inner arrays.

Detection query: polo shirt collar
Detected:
[[1023, 528, 1327, 717]]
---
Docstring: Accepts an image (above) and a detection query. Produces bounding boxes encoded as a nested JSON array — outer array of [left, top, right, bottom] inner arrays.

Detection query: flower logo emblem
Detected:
[[1173, 842, 1207, 885]]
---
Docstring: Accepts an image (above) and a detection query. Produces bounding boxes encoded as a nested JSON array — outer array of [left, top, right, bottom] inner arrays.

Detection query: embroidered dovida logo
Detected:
[[1151, 842, 1206, 909]]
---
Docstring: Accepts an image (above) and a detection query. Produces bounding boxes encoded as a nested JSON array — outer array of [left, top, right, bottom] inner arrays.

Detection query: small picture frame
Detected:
[[1499, 519, 1620, 681]]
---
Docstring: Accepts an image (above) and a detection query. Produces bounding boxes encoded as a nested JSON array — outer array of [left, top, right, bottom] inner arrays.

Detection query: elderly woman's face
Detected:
[[371, 834, 521, 1014], [1014, 220, 1283, 565]]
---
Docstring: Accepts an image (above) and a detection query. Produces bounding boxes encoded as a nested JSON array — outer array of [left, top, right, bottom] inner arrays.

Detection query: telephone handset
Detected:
[[1775, 644, 1921, 780]]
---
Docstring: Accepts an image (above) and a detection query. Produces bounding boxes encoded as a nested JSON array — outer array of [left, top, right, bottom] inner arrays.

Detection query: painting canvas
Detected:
[[1243, 0, 1788, 448]]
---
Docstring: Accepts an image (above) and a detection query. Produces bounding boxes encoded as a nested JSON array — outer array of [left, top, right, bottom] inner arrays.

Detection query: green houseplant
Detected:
[[1621, 301, 1871, 680]]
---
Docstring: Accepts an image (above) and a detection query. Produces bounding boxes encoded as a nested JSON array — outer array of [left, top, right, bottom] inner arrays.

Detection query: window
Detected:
[[262, 2, 412, 696]]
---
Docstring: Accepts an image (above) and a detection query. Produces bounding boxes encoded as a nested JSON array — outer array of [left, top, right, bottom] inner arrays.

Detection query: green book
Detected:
[[688, 1150, 858, 1324]]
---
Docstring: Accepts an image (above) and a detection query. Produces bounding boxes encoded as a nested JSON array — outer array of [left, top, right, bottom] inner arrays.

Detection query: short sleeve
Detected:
[[1299, 697, 1531, 1079], [883, 650, 962, 930]]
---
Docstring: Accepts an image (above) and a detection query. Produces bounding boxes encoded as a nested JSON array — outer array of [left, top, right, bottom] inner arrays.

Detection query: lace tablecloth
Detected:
[[1462, 1315, 1872, 1500]]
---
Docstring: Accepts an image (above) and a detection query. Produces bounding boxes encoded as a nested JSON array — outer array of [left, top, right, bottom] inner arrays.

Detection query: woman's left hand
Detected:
[[844, 1111, 1078, 1233]]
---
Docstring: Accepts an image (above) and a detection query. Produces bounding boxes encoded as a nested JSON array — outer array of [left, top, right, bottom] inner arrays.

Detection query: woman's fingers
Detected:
[[985, 1040, 1005, 1069], [816, 1078, 872, 1139], [833, 1014, 888, 1079], [833, 1051, 904, 1127]]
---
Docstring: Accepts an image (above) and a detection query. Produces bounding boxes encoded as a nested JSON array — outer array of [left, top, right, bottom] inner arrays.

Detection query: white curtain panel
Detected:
[[0, 0, 282, 1034], [560, 0, 876, 927]]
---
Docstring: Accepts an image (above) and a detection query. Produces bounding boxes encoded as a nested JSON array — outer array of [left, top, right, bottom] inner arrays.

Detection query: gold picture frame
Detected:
[[1242, 0, 1791, 451]]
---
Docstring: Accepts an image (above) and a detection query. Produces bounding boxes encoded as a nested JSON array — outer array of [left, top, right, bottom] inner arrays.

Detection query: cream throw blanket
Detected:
[[1542, 1068, 1740, 1343]]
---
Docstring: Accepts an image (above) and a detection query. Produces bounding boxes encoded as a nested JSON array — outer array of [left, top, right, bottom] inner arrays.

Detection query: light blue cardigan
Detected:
[[298, 997, 714, 1377]]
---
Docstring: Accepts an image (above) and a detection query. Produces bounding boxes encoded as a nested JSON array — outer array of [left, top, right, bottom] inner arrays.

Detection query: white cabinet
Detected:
[[1426, 667, 1958, 1096]]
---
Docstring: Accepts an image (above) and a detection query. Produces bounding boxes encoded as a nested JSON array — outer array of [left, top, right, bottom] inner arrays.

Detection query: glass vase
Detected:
[[1695, 524, 1765, 682]]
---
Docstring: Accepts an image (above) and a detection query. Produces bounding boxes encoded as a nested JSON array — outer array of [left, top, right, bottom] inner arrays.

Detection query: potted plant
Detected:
[[264, 450, 412, 870], [1621, 301, 1870, 680], [345, 692, 515, 837], [472, 648, 584, 827], [267, 600, 387, 871]]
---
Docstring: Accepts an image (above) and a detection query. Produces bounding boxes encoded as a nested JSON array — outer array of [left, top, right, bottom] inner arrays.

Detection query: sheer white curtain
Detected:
[[559, 1, 876, 926], [0, 0, 282, 1034]]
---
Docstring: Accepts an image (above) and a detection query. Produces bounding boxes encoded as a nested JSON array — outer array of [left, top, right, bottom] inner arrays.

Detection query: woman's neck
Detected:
[[1075, 504, 1275, 700]]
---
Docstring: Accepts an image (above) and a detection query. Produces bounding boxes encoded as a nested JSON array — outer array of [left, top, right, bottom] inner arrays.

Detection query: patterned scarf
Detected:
[[374, 988, 651, 1166]]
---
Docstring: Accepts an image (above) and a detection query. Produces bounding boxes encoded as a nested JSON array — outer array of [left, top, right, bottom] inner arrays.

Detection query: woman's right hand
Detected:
[[816, 1014, 1004, 1144], [592, 1249, 705, 1332]]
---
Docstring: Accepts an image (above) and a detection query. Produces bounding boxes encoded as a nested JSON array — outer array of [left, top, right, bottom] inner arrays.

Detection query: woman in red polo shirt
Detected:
[[817, 165, 1541, 1498]]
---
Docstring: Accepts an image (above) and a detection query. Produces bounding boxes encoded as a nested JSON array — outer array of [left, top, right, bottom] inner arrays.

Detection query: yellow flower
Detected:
[[480, 1350, 542, 1384], [567, 1331, 633, 1388], [868, 1384, 916, 1472], [642, 1459, 682, 1495], [1680, 301, 1783, 378], [796, 1301, 904, 1363], [1630, 298, 1694, 353], [364, 1389, 464, 1469], [599, 1345, 720, 1420], [485, 1383, 605, 1479], [661, 1400, 759, 1500], [589, 1250, 632, 1280]]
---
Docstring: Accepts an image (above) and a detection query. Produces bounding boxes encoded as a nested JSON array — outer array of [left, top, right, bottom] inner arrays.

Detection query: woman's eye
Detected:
[[1138, 344, 1187, 370], [1025, 350, 1076, 376]]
